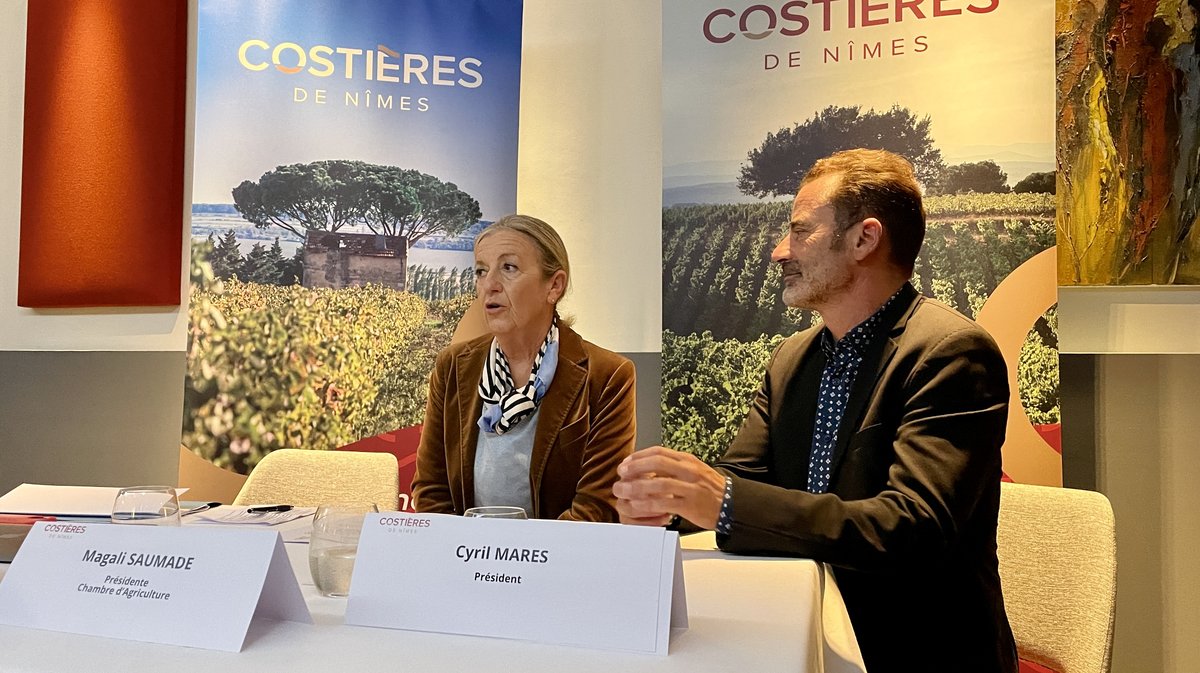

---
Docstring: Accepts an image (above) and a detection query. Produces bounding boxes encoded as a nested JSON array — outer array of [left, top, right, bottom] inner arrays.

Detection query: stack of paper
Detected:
[[0, 483, 191, 519], [0, 484, 125, 517], [190, 507, 316, 526]]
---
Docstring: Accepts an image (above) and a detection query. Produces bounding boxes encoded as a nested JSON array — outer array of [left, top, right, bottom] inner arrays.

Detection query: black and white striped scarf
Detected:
[[477, 320, 559, 435]]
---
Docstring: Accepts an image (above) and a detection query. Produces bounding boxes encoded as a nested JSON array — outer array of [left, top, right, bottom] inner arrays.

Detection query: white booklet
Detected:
[[0, 483, 187, 518]]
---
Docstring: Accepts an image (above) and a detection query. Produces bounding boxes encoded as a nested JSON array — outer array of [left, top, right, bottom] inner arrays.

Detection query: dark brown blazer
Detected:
[[412, 323, 635, 522], [715, 283, 1017, 673]]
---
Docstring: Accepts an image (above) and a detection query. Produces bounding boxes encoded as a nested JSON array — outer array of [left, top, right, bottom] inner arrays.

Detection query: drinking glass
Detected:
[[463, 506, 527, 519], [111, 486, 182, 526], [308, 503, 378, 597]]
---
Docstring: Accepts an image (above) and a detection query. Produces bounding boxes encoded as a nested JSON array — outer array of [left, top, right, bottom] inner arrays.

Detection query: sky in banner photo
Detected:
[[193, 0, 522, 220], [662, 0, 1054, 201]]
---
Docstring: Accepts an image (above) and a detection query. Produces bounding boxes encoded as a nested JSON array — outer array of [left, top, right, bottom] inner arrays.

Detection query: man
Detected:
[[615, 149, 1017, 673]]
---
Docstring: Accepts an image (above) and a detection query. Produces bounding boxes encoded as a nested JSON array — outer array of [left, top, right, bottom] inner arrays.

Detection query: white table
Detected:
[[0, 525, 864, 673]]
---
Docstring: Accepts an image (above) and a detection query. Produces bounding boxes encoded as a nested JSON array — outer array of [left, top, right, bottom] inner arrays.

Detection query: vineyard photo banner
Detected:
[[661, 0, 1061, 485], [186, 0, 523, 498]]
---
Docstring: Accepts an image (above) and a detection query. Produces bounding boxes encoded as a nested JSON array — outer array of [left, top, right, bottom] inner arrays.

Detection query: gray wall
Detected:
[[625, 351, 661, 449], [0, 352, 184, 495], [1057, 354, 1200, 673]]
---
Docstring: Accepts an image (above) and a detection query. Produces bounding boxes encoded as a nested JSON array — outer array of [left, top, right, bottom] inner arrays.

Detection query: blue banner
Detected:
[[186, 0, 523, 490]]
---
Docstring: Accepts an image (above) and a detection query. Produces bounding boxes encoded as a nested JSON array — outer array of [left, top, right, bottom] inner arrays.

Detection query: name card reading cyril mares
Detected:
[[0, 522, 311, 651], [346, 513, 687, 655]]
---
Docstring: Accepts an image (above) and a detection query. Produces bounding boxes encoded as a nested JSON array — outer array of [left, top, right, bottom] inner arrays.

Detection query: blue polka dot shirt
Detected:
[[716, 290, 903, 535], [806, 292, 901, 493]]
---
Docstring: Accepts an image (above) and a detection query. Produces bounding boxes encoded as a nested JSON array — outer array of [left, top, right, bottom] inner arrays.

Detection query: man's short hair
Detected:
[[800, 149, 926, 272]]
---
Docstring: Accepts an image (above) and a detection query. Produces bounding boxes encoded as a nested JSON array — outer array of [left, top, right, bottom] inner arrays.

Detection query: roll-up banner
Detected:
[[186, 0, 523, 505], [661, 0, 1060, 485]]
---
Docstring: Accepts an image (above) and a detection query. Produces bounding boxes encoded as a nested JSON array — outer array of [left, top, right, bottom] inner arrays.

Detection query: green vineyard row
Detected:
[[663, 199, 1056, 341], [660, 196, 1059, 462]]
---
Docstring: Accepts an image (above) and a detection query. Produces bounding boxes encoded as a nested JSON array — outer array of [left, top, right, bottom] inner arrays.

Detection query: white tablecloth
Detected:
[[0, 524, 864, 673]]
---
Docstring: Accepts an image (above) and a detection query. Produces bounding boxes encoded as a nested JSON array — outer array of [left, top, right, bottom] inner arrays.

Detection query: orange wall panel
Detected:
[[18, 0, 187, 307]]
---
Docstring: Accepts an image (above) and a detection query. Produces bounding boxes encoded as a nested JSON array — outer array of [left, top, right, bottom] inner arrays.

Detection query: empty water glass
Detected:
[[309, 503, 378, 597], [111, 486, 182, 526], [463, 506, 527, 519]]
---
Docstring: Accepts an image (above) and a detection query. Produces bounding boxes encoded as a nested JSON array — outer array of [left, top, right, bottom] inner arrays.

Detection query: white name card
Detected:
[[0, 521, 311, 651], [345, 513, 688, 655]]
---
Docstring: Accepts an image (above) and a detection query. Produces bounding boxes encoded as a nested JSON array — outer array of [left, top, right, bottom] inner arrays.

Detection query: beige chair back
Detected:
[[233, 449, 399, 511], [997, 481, 1116, 673]]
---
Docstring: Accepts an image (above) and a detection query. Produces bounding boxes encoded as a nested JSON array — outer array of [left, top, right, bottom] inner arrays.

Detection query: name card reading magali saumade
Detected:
[[345, 513, 688, 654], [0, 521, 311, 651]]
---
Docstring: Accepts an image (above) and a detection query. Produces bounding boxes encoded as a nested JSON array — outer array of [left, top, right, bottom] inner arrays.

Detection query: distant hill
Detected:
[[664, 145, 1053, 204], [943, 144, 1054, 185], [192, 203, 240, 214], [663, 167, 1053, 206], [663, 182, 790, 207], [975, 161, 1054, 186], [411, 219, 492, 250], [664, 159, 743, 183]]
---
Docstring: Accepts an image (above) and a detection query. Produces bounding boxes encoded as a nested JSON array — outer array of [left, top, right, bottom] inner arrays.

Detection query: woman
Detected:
[[412, 214, 636, 521]]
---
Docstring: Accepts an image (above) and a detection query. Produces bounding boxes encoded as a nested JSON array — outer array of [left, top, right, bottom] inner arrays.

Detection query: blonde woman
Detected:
[[412, 214, 635, 521]]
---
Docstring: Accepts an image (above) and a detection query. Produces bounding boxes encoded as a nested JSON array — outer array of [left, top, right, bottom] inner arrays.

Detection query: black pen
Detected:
[[182, 502, 222, 516], [246, 504, 293, 513]]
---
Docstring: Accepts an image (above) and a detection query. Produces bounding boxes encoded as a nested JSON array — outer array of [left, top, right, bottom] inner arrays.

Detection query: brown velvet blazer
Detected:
[[412, 323, 635, 522], [715, 284, 1017, 673]]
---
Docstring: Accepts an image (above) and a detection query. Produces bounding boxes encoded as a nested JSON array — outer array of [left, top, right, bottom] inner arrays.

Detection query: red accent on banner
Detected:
[[337, 425, 423, 511], [18, 0, 187, 307], [1033, 423, 1062, 454], [1018, 659, 1060, 673]]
